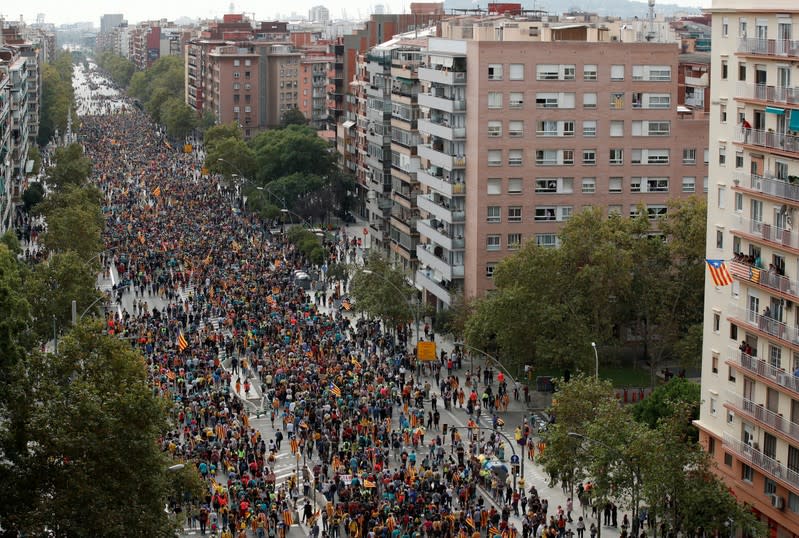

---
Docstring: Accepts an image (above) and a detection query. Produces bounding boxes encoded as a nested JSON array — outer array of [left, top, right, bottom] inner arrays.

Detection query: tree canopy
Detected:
[[250, 124, 335, 182], [38, 52, 77, 146], [47, 143, 92, 190], [350, 253, 419, 331]]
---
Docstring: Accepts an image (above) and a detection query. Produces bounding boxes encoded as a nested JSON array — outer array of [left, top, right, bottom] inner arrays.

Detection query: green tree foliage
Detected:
[[161, 96, 197, 140], [22, 182, 45, 212], [5, 322, 189, 537], [206, 136, 256, 179], [96, 51, 135, 87], [286, 227, 326, 265], [127, 56, 185, 122], [47, 142, 92, 190], [38, 52, 77, 145], [632, 377, 700, 437], [38, 185, 104, 260], [27, 146, 42, 175], [280, 107, 308, 127], [350, 253, 418, 330], [250, 124, 334, 182], [466, 198, 707, 378]]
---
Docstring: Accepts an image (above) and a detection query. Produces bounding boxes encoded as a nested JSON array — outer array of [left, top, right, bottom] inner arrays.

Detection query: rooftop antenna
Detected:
[[647, 0, 656, 41]]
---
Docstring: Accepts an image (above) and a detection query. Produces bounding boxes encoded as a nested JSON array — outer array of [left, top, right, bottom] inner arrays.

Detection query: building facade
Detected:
[[697, 0, 799, 534]]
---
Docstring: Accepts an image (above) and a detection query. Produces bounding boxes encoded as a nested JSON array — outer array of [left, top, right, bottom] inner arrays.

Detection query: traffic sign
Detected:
[[417, 341, 437, 361], [510, 454, 520, 464]]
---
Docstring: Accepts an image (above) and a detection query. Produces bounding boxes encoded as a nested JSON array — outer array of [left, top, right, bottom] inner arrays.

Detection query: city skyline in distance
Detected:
[[10, 0, 708, 27]]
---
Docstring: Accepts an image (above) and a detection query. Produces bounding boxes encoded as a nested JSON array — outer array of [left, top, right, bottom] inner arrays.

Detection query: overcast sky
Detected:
[[9, 0, 708, 27]]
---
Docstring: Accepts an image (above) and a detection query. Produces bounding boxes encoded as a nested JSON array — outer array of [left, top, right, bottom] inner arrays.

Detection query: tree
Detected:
[[2, 321, 196, 537], [286, 227, 326, 265], [48, 143, 92, 190], [38, 185, 104, 260], [632, 377, 700, 434], [22, 182, 45, 212], [280, 107, 307, 127], [27, 146, 42, 176], [38, 53, 77, 146], [205, 136, 256, 179], [251, 124, 334, 182], [203, 123, 243, 149], [350, 252, 418, 331], [161, 97, 197, 140]]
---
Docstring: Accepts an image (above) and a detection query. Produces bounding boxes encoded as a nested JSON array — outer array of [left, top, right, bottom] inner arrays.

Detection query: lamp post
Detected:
[[361, 268, 420, 347], [568, 432, 641, 538], [591, 342, 599, 379]]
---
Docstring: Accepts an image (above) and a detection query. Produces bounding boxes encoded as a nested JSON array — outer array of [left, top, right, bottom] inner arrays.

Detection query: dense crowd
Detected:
[[80, 88, 591, 538]]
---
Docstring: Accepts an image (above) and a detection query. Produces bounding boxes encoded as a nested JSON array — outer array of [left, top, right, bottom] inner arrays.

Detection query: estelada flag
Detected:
[[177, 331, 189, 351], [706, 259, 733, 287], [152, 186, 161, 197], [282, 509, 293, 526]]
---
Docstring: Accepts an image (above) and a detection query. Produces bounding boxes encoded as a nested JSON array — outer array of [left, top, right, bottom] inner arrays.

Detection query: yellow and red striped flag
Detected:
[[330, 383, 342, 398], [706, 259, 733, 286], [465, 517, 475, 528], [282, 509, 293, 526], [152, 186, 161, 197], [177, 331, 189, 351], [489, 527, 501, 537]]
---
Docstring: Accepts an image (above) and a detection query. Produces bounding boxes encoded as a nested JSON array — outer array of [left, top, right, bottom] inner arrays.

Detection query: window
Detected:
[[536, 94, 558, 108], [536, 234, 558, 248], [718, 186, 726, 209], [508, 149, 523, 166], [509, 92, 524, 108], [488, 64, 503, 80], [738, 17, 748, 38], [536, 150, 558, 166], [683, 148, 696, 164], [610, 121, 624, 137], [646, 178, 669, 192], [738, 62, 746, 81], [582, 178, 596, 193], [508, 233, 522, 250], [537, 64, 559, 80], [704, 176, 709, 193], [720, 104, 727, 123], [790, 493, 799, 514], [735, 192, 743, 211], [709, 397, 718, 416], [722, 17, 729, 37], [609, 149, 623, 165], [713, 312, 721, 332], [583, 92, 597, 108], [703, 149, 709, 164], [724, 453, 733, 467], [233, 59, 241, 66], [583, 64, 597, 81], [583, 120, 597, 137], [487, 178, 502, 195], [608, 205, 622, 215], [764, 478, 777, 496], [563, 66, 576, 80], [536, 179, 558, 193], [535, 207, 557, 221], [609, 177, 622, 193], [682, 177, 696, 193], [648, 121, 670, 136], [712, 354, 719, 373], [721, 59, 728, 80], [610, 64, 624, 81], [648, 94, 671, 109], [717, 229, 724, 249], [488, 92, 503, 109], [508, 120, 523, 137], [233, 71, 241, 78], [719, 146, 727, 166], [509, 64, 524, 80], [563, 150, 574, 165], [582, 149, 596, 165], [233, 82, 240, 90], [611, 92, 625, 109], [508, 178, 522, 194], [486, 235, 501, 251], [486, 264, 496, 278], [487, 120, 502, 137], [631, 149, 669, 165], [488, 150, 502, 167], [633, 65, 671, 81], [508, 206, 522, 223], [735, 151, 744, 168], [487, 206, 501, 223]]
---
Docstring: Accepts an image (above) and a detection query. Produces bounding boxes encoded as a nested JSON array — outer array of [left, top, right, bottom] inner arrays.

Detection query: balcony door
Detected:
[[751, 154, 764, 177], [777, 22, 792, 55]]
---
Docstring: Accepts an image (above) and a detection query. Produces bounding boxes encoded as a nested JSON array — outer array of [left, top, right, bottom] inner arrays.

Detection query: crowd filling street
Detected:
[[70, 63, 630, 538]]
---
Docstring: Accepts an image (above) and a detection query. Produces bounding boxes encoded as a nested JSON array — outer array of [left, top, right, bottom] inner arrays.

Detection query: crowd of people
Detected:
[[74, 63, 611, 538]]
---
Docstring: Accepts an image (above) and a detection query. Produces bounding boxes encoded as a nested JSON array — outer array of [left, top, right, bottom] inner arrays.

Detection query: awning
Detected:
[[341, 120, 355, 130], [677, 105, 692, 113], [790, 110, 799, 132], [766, 106, 785, 115]]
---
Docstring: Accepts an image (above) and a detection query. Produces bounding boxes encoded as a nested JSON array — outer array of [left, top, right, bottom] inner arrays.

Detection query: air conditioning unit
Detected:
[[771, 495, 785, 510]]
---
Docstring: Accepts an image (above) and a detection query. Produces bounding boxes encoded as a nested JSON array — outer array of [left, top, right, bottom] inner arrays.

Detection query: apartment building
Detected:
[[407, 15, 709, 309], [299, 54, 333, 129], [696, 0, 799, 534]]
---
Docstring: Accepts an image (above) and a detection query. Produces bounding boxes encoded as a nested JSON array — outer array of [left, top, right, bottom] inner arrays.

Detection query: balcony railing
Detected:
[[727, 391, 799, 441], [727, 304, 799, 346], [736, 83, 799, 105], [728, 260, 799, 299], [735, 170, 799, 204], [418, 92, 466, 113], [730, 215, 799, 249], [416, 269, 453, 305], [735, 127, 799, 154], [727, 346, 799, 395], [738, 38, 799, 57], [722, 433, 799, 491]]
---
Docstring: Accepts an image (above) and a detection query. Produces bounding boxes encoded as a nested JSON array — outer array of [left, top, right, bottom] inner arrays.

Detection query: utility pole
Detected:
[[52, 315, 58, 353]]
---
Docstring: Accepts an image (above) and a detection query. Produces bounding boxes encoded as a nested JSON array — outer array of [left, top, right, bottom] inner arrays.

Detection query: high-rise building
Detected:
[[309, 6, 330, 24], [100, 14, 124, 34], [697, 0, 799, 533]]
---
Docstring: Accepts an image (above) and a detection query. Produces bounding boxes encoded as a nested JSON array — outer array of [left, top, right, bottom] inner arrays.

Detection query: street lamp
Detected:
[[591, 342, 599, 379], [568, 432, 641, 538], [361, 269, 420, 347]]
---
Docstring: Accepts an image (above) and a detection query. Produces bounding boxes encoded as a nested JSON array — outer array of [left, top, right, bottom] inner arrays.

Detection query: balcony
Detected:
[[418, 67, 467, 86], [418, 118, 465, 141], [418, 92, 466, 113], [734, 171, 799, 204], [417, 193, 465, 224], [727, 346, 799, 395], [735, 127, 799, 155], [417, 144, 466, 171], [417, 244, 464, 280], [417, 219, 465, 251], [416, 269, 453, 305], [738, 38, 799, 58], [722, 433, 799, 492], [729, 260, 799, 300], [730, 216, 799, 251], [727, 304, 799, 347], [726, 391, 799, 442], [417, 168, 466, 197], [736, 83, 799, 106]]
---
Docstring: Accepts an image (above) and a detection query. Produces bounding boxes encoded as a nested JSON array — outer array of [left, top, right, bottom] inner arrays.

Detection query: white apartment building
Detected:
[[697, 1, 799, 534]]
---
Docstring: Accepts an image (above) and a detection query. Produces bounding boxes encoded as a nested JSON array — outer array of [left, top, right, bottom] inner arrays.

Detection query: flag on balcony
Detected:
[[728, 262, 760, 284], [706, 259, 734, 286]]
